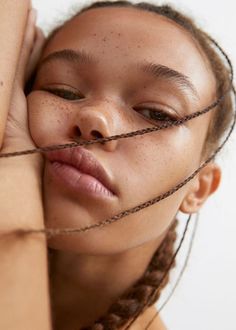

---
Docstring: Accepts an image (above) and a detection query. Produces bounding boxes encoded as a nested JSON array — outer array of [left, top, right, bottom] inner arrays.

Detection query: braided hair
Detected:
[[35, 1, 235, 329], [79, 218, 178, 330]]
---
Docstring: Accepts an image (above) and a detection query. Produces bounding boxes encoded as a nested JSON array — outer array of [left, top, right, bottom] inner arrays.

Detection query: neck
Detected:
[[49, 233, 166, 329]]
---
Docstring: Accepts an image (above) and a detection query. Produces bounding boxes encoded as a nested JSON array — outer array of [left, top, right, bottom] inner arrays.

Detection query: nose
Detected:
[[71, 107, 118, 152]]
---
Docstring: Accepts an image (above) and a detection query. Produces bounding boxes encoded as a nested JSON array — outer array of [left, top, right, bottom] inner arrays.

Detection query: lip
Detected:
[[44, 146, 117, 198]]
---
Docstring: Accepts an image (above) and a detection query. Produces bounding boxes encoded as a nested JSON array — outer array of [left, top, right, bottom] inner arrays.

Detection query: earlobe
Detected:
[[179, 162, 221, 214]]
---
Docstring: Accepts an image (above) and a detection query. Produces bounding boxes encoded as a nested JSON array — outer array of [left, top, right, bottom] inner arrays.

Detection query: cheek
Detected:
[[105, 126, 196, 240], [27, 92, 72, 146], [123, 125, 196, 200]]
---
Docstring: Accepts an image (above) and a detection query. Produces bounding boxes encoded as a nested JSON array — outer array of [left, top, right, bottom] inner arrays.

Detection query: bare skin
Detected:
[[28, 6, 221, 329], [0, 3, 51, 330], [0, 0, 30, 145]]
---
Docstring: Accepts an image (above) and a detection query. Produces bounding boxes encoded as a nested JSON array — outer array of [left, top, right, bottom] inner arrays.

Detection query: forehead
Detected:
[[43, 6, 216, 104]]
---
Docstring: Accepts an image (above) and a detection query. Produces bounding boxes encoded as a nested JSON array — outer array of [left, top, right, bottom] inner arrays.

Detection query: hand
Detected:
[[1, 8, 45, 157]]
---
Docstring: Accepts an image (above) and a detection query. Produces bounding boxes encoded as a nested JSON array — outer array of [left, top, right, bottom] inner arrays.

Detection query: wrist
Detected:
[[0, 145, 43, 173], [0, 157, 45, 231]]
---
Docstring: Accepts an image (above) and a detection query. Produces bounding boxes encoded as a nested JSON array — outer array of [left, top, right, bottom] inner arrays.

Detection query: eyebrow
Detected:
[[39, 49, 98, 68], [137, 62, 200, 100], [38, 48, 199, 100]]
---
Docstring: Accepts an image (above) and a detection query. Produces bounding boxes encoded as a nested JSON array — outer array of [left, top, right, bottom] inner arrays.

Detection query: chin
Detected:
[[45, 222, 128, 256]]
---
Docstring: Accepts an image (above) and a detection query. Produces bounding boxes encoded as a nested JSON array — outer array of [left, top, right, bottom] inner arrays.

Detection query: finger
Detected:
[[16, 8, 37, 86], [25, 27, 45, 83]]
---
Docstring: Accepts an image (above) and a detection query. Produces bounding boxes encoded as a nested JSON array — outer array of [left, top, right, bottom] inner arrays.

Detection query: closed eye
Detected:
[[42, 87, 82, 101], [134, 107, 179, 123]]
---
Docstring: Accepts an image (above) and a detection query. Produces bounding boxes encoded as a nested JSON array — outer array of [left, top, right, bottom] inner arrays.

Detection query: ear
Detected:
[[179, 162, 221, 214]]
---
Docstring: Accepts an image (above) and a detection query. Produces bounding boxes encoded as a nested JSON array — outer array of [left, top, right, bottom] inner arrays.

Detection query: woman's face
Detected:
[[28, 7, 216, 255]]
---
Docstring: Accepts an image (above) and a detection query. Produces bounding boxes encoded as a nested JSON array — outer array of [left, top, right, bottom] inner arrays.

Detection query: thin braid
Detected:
[[80, 219, 178, 330], [145, 212, 200, 329]]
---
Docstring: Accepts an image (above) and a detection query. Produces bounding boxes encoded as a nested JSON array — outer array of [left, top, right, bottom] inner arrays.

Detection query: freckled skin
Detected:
[[25, 8, 223, 328], [28, 7, 217, 255]]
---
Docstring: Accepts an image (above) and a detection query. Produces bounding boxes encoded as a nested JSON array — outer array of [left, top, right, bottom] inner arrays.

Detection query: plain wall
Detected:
[[32, 1, 236, 329]]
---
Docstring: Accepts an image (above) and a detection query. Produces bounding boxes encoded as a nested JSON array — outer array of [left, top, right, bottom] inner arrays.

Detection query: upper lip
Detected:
[[44, 146, 116, 196]]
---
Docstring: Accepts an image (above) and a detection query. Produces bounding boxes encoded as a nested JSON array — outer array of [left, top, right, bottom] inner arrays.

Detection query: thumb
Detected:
[[15, 8, 38, 87], [25, 27, 45, 84]]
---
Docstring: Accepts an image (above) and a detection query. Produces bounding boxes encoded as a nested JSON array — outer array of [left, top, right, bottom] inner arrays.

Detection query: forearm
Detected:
[[0, 0, 30, 145], [0, 158, 52, 330]]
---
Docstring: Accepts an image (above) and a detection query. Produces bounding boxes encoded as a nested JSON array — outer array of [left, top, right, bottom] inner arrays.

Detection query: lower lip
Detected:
[[48, 161, 115, 199]]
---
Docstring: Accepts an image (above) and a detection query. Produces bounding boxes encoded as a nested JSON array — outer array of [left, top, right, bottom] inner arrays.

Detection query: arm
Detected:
[[0, 157, 52, 330], [0, 0, 30, 146], [0, 5, 52, 330]]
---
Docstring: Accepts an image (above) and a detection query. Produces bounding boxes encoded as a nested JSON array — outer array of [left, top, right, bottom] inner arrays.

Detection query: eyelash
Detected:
[[43, 87, 178, 123], [134, 107, 178, 123], [42, 87, 81, 101]]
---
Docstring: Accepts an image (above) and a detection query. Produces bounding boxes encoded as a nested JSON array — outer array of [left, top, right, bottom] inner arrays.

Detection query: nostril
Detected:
[[73, 127, 105, 145], [74, 127, 82, 137], [91, 130, 102, 139], [91, 130, 105, 144]]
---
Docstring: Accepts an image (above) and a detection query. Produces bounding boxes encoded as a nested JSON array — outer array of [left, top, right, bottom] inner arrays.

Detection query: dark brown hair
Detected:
[[46, 2, 234, 329]]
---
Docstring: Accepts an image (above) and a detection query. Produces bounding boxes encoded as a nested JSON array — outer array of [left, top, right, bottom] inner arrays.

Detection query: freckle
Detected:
[[102, 37, 107, 42], [93, 33, 97, 37], [115, 46, 119, 48], [137, 45, 141, 48], [118, 33, 121, 37], [110, 31, 114, 34], [0, 81, 3, 86]]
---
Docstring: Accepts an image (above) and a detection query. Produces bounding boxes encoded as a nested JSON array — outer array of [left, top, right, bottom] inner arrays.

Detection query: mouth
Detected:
[[44, 146, 117, 199]]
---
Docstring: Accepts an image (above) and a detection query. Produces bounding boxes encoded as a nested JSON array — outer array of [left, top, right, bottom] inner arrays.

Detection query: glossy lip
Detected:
[[44, 146, 117, 197]]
